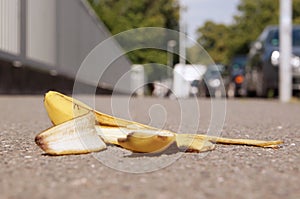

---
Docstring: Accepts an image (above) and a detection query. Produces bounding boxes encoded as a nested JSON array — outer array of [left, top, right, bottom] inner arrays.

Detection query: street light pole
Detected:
[[179, 3, 187, 65], [279, 0, 292, 102], [167, 40, 176, 77], [168, 40, 177, 65]]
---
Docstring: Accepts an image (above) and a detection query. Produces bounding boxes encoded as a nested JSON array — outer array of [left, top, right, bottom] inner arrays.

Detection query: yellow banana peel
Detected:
[[175, 134, 216, 152], [35, 112, 106, 155], [117, 130, 175, 153], [35, 91, 283, 155], [44, 91, 152, 128]]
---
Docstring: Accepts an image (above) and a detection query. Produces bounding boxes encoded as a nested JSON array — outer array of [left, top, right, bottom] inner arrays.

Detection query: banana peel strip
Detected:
[[35, 112, 106, 155], [35, 91, 283, 155]]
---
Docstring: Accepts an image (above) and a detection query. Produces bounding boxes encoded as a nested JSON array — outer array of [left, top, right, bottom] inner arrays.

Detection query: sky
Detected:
[[180, 0, 241, 41]]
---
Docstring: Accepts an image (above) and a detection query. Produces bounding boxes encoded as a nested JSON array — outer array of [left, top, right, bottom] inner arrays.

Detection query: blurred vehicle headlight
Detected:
[[271, 50, 300, 68], [271, 50, 280, 66], [208, 79, 221, 88], [291, 55, 300, 68]]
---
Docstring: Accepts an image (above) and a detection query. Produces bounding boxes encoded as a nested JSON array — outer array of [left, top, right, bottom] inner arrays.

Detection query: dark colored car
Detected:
[[245, 25, 300, 97], [227, 55, 247, 97], [200, 64, 228, 98]]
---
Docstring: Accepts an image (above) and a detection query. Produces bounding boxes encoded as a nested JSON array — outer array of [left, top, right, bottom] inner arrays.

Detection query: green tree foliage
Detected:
[[186, 44, 213, 65], [293, 0, 300, 23], [88, 0, 179, 65], [196, 21, 231, 64], [228, 0, 279, 58], [194, 0, 300, 65]]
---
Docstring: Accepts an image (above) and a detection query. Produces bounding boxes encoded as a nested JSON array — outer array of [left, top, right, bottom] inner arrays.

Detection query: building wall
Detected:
[[27, 0, 56, 66], [0, 0, 132, 94], [0, 0, 19, 55]]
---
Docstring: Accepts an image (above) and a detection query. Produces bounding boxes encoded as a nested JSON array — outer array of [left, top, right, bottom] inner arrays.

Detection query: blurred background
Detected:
[[0, 0, 299, 99]]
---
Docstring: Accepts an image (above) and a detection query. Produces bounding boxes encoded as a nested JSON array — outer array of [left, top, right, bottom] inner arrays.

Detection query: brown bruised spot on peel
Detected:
[[50, 119, 56, 126], [97, 123, 122, 128], [35, 135, 49, 152], [185, 148, 201, 153], [73, 103, 80, 111], [117, 138, 128, 143], [117, 133, 133, 143]]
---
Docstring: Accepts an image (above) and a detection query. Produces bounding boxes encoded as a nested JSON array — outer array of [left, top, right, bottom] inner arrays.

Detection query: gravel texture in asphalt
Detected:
[[0, 95, 299, 199]]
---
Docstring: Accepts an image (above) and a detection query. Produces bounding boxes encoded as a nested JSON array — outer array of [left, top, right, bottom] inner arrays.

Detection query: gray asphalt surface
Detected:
[[0, 95, 299, 199]]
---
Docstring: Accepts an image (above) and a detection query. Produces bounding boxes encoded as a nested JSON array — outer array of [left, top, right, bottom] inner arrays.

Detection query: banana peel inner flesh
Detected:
[[35, 91, 284, 155], [35, 112, 106, 155]]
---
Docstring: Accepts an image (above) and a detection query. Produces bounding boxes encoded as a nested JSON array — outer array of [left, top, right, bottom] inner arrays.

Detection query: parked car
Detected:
[[200, 64, 228, 98], [245, 25, 300, 97], [227, 55, 247, 97]]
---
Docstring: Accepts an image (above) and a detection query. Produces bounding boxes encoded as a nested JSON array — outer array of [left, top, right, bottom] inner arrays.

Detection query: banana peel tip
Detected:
[[35, 134, 49, 153]]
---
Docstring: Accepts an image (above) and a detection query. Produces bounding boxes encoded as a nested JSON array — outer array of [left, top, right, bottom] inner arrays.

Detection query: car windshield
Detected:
[[231, 57, 246, 70], [231, 58, 246, 76], [205, 65, 226, 77], [267, 28, 300, 46]]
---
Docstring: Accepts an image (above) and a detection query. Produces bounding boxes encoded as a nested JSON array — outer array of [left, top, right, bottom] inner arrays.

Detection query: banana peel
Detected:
[[117, 130, 175, 153], [35, 112, 106, 155], [44, 91, 151, 129], [175, 134, 216, 152], [35, 91, 283, 155]]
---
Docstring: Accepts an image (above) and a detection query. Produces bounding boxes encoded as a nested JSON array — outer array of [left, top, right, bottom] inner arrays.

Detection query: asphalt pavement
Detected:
[[0, 95, 299, 199]]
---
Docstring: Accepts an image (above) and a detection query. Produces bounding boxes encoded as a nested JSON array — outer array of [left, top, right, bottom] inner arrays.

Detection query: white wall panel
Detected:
[[27, 0, 56, 65], [0, 0, 131, 93], [0, 0, 20, 54]]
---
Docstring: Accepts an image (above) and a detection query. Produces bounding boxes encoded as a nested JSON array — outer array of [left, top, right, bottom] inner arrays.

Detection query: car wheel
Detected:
[[198, 83, 207, 98], [227, 83, 235, 98], [244, 72, 256, 97], [256, 72, 268, 97], [205, 89, 210, 97], [293, 90, 300, 98]]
